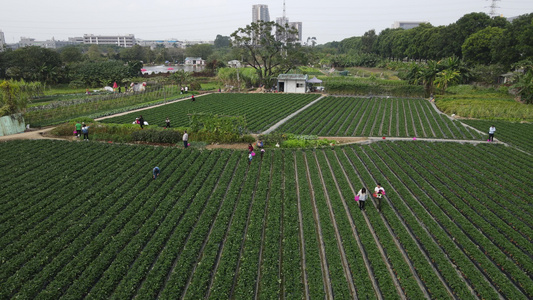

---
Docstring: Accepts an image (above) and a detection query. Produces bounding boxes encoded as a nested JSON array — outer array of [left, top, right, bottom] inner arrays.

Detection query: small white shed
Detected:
[[277, 74, 308, 93], [185, 57, 205, 66]]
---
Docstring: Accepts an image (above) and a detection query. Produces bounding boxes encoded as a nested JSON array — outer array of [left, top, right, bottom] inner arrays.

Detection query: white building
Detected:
[[277, 74, 308, 93], [392, 21, 425, 30], [18, 37, 78, 49], [83, 34, 136, 47], [227, 60, 242, 68], [185, 57, 205, 66]]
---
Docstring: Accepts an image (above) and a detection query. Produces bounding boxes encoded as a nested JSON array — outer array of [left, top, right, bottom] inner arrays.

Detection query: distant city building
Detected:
[[275, 17, 302, 42], [83, 34, 135, 47], [506, 16, 520, 22], [180, 40, 214, 48], [289, 22, 302, 42], [137, 39, 183, 49], [0, 30, 5, 51], [252, 4, 270, 23], [184, 57, 205, 66], [392, 21, 425, 30], [68, 37, 84, 44], [17, 37, 78, 49]]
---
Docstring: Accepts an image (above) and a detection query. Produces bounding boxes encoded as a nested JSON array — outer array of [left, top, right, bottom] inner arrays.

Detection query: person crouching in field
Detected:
[[153, 167, 160, 179]]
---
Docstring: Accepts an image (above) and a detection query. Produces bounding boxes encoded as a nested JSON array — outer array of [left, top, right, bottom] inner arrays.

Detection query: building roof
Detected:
[[277, 74, 308, 80]]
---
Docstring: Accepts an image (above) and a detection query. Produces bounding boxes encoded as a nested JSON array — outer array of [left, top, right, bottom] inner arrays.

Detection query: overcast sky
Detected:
[[1, 0, 532, 44]]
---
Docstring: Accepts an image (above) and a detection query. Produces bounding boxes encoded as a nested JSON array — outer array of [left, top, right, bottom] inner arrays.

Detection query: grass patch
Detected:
[[436, 85, 533, 121]]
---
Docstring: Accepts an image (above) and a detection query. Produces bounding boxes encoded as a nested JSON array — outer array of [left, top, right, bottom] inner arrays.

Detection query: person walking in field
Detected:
[[374, 183, 385, 212], [260, 148, 265, 160], [357, 187, 368, 210], [248, 143, 254, 154], [139, 115, 144, 129], [183, 130, 189, 148], [166, 117, 170, 128], [488, 125, 496, 142], [81, 124, 90, 141], [191, 94, 195, 102], [75, 122, 82, 138], [153, 167, 160, 179], [248, 152, 253, 165]]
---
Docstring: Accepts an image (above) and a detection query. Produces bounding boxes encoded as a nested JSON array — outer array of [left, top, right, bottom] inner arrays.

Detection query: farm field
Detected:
[[276, 97, 484, 139], [99, 93, 320, 133], [1, 139, 532, 299], [462, 119, 533, 153]]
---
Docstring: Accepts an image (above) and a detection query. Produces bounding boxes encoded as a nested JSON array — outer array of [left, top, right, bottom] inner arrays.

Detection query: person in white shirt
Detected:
[[488, 125, 496, 142], [357, 188, 368, 210], [374, 183, 385, 211], [183, 130, 189, 148]]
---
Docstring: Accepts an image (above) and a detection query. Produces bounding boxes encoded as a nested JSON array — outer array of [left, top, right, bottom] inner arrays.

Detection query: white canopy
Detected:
[[307, 76, 322, 84]]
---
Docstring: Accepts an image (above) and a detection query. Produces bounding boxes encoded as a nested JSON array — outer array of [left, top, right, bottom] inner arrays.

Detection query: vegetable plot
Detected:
[[1, 140, 531, 299], [100, 93, 319, 133], [276, 97, 483, 139]]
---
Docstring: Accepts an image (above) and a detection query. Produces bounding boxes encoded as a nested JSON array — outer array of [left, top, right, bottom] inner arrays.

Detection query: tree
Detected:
[[60, 46, 83, 64], [69, 60, 136, 86], [185, 44, 213, 59], [0, 80, 37, 116], [492, 13, 533, 67], [462, 26, 504, 65], [434, 69, 460, 93], [86, 45, 104, 61], [5, 46, 63, 84], [214, 35, 231, 48], [169, 70, 192, 89], [230, 20, 301, 86], [361, 29, 377, 53], [120, 45, 147, 62], [449, 12, 493, 57], [511, 60, 533, 104]]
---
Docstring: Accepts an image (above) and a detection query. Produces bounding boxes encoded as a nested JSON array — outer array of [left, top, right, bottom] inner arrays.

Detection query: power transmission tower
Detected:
[[486, 0, 501, 17]]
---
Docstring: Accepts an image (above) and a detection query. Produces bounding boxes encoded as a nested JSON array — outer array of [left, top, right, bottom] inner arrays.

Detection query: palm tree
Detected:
[[435, 69, 460, 93]]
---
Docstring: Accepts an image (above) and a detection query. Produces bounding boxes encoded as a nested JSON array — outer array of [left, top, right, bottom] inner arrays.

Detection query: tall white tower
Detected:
[[0, 30, 5, 51], [252, 4, 270, 23]]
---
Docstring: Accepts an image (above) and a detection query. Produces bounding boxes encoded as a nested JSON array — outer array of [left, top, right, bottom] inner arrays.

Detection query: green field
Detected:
[[1, 140, 532, 299], [276, 97, 483, 139], [99, 93, 319, 133]]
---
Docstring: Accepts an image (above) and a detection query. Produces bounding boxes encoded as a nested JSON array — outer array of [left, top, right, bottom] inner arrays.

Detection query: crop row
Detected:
[[276, 97, 484, 139], [100, 93, 319, 133], [1, 140, 530, 298]]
